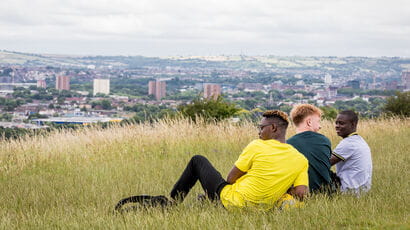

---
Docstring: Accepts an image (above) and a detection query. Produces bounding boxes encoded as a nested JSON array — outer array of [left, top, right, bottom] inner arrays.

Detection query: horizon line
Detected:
[[2, 49, 410, 59]]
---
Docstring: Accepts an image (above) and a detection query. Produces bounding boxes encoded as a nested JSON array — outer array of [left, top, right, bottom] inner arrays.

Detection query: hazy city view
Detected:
[[0, 50, 409, 130], [1, 0, 409, 131], [1, 0, 409, 229]]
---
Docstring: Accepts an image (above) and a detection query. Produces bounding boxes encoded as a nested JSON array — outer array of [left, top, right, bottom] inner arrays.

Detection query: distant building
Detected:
[[347, 80, 360, 89], [369, 75, 377, 89], [271, 81, 283, 90], [237, 83, 263, 92], [148, 80, 166, 100], [402, 70, 410, 90], [385, 81, 398, 90], [324, 74, 332, 85], [32, 117, 123, 126], [93, 79, 110, 95], [295, 80, 305, 86], [148, 81, 156, 95], [204, 83, 221, 99], [328, 86, 338, 97], [56, 76, 70, 91], [37, 79, 46, 88], [314, 90, 327, 100]]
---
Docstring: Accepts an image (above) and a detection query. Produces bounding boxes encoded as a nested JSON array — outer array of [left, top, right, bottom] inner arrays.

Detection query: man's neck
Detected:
[[277, 136, 286, 143], [271, 135, 286, 143], [295, 126, 311, 134], [345, 131, 358, 138]]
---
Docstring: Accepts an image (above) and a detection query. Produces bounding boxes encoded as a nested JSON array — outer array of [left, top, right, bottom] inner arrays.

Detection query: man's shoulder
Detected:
[[295, 150, 309, 167], [338, 135, 368, 147], [287, 131, 310, 143], [243, 139, 262, 151], [309, 131, 331, 142], [350, 135, 371, 151], [288, 131, 330, 145], [335, 135, 371, 156]]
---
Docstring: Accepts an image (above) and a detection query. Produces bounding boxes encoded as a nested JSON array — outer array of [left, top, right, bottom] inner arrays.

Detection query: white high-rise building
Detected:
[[324, 74, 332, 85], [93, 79, 110, 96]]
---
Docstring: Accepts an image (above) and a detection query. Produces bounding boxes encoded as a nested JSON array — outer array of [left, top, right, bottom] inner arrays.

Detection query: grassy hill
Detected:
[[0, 118, 409, 229], [0, 50, 87, 67], [2, 50, 410, 74]]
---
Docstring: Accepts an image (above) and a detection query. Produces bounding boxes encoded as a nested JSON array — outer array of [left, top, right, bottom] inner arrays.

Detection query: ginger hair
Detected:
[[290, 104, 322, 126]]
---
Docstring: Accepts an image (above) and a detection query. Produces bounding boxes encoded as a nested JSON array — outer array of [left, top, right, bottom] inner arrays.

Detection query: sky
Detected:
[[1, 0, 409, 57]]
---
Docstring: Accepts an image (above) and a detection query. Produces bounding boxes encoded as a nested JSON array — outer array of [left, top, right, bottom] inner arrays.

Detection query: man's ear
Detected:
[[271, 123, 278, 132], [306, 118, 312, 127]]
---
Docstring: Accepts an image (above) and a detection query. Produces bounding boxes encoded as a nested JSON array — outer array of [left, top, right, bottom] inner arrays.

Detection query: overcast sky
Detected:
[[1, 0, 409, 57]]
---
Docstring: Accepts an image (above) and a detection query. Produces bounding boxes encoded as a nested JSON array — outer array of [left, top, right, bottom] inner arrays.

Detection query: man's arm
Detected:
[[226, 166, 246, 184], [330, 153, 343, 166], [288, 185, 308, 200]]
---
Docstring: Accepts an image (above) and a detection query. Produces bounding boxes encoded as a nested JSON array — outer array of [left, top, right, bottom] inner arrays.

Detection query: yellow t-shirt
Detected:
[[220, 139, 309, 210]]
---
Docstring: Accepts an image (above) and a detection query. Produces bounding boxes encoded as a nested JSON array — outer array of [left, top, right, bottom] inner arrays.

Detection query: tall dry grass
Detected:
[[0, 117, 409, 229]]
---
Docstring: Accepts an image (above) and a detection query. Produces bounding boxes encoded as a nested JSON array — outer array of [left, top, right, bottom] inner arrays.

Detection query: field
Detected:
[[0, 118, 409, 229]]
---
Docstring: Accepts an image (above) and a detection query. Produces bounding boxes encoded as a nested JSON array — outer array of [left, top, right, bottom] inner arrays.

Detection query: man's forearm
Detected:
[[226, 166, 246, 184], [330, 154, 342, 166]]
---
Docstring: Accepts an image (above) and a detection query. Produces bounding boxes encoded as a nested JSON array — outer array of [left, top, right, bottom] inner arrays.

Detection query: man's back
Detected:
[[287, 131, 332, 192], [220, 139, 308, 209], [333, 134, 372, 193]]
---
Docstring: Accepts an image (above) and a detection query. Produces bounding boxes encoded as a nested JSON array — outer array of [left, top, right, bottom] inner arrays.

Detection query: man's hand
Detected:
[[226, 166, 246, 184], [288, 185, 308, 200]]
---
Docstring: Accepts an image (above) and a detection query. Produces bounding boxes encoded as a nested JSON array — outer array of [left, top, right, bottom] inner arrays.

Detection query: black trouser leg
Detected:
[[170, 155, 228, 202]]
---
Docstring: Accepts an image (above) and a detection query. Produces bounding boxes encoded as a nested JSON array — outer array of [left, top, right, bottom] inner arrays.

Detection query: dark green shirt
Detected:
[[287, 131, 332, 192]]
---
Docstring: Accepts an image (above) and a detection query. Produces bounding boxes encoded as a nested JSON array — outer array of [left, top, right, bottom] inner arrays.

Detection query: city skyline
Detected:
[[1, 0, 409, 57]]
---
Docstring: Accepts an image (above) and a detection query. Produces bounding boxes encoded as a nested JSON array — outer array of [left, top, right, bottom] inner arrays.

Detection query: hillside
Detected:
[[1, 50, 410, 74], [0, 118, 409, 229]]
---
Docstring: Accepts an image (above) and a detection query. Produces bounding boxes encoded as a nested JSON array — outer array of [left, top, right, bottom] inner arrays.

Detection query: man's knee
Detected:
[[191, 155, 207, 163]]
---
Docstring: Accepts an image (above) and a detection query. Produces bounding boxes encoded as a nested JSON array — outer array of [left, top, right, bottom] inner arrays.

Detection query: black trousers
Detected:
[[170, 155, 228, 202]]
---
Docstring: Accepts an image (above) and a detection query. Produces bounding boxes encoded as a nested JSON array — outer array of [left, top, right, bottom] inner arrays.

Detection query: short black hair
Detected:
[[339, 110, 358, 125], [262, 110, 289, 129]]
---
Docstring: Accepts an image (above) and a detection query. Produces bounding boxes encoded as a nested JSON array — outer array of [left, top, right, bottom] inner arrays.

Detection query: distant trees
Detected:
[[124, 103, 175, 123], [333, 97, 386, 118], [91, 100, 112, 110], [383, 91, 410, 117], [109, 78, 148, 97], [27, 113, 48, 120], [177, 96, 240, 122], [320, 106, 338, 120], [94, 93, 109, 98], [0, 113, 13, 121], [0, 97, 25, 111], [164, 89, 199, 101], [337, 88, 397, 97], [0, 127, 30, 139], [12, 87, 78, 102]]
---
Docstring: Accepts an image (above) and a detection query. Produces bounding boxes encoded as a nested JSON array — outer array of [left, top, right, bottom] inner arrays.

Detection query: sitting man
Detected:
[[330, 110, 372, 195], [287, 104, 332, 193], [116, 110, 309, 211]]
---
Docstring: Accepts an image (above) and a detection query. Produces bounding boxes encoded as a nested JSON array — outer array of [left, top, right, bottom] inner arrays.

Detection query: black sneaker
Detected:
[[114, 195, 174, 213]]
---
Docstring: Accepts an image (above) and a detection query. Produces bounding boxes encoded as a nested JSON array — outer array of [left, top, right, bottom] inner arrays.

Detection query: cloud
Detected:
[[0, 0, 409, 56]]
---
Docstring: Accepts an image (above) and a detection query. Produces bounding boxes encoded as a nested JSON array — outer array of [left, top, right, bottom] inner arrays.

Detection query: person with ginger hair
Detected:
[[287, 104, 333, 193]]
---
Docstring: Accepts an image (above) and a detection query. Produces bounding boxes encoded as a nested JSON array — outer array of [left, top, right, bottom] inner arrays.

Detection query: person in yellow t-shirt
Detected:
[[115, 110, 309, 211]]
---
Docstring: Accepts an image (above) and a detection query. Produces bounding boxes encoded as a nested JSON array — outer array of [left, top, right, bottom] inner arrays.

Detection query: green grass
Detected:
[[0, 118, 409, 229]]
